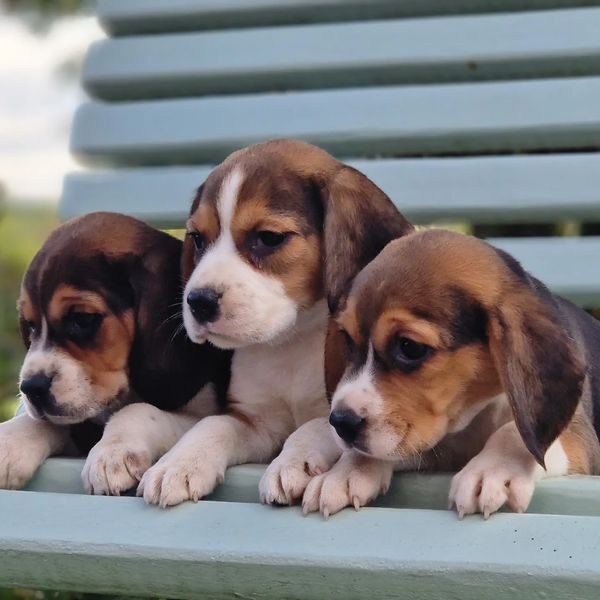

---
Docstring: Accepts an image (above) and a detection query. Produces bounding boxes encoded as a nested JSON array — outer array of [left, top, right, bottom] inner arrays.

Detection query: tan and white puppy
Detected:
[[138, 139, 414, 507], [304, 229, 600, 518], [2, 212, 230, 493]]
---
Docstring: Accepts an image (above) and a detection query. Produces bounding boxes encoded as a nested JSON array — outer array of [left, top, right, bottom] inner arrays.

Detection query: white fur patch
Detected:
[[0, 414, 68, 489], [302, 450, 394, 518], [449, 421, 569, 519], [259, 416, 342, 505], [332, 345, 383, 417], [330, 345, 402, 456]]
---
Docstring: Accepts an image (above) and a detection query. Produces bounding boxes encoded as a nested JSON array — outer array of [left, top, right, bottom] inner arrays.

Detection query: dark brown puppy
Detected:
[[304, 229, 600, 518], [137, 139, 414, 507], [0, 212, 230, 493]]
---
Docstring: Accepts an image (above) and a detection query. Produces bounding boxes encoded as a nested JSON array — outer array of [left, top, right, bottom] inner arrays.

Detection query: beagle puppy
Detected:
[[303, 229, 600, 518], [1, 212, 230, 493], [138, 139, 414, 507]]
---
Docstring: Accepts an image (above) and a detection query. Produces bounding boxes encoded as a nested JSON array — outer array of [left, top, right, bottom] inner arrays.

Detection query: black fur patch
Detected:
[[447, 287, 488, 349]]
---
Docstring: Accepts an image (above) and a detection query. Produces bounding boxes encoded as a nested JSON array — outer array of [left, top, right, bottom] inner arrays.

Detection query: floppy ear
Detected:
[[181, 184, 204, 283], [487, 279, 585, 467], [324, 320, 348, 402], [318, 166, 414, 312]]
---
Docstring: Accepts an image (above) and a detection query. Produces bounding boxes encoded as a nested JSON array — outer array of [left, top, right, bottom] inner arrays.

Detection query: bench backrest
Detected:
[[61, 0, 600, 306]]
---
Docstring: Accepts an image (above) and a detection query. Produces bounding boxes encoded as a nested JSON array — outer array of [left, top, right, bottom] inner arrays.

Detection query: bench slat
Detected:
[[26, 458, 600, 518], [61, 154, 600, 226], [86, 8, 600, 100], [98, 0, 600, 35], [71, 77, 600, 166], [1, 489, 600, 599]]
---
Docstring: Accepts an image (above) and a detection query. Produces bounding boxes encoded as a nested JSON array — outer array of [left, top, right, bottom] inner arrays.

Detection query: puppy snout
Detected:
[[329, 409, 365, 445], [187, 287, 221, 324], [20, 373, 53, 409]]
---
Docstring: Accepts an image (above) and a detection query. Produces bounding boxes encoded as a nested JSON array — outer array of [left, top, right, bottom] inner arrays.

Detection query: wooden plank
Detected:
[[490, 237, 600, 306], [70, 77, 600, 166], [98, 0, 600, 35], [1, 490, 600, 599], [60, 154, 600, 227], [85, 8, 600, 100], [25, 458, 600, 517]]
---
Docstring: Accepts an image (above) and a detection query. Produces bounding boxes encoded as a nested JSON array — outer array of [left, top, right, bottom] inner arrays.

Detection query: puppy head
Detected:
[[18, 212, 181, 424], [182, 139, 413, 349], [328, 229, 585, 466]]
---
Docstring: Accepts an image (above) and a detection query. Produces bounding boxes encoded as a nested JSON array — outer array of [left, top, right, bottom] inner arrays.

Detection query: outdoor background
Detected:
[[0, 1, 100, 596], [0, 0, 100, 422]]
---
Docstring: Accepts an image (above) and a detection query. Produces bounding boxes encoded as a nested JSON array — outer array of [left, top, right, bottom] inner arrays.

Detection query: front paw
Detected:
[[82, 439, 152, 496], [449, 459, 535, 519], [302, 454, 393, 518], [0, 432, 43, 490], [259, 450, 330, 506], [138, 451, 225, 507]]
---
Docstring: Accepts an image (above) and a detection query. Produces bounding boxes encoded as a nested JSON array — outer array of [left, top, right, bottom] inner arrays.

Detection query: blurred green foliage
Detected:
[[1, 0, 86, 15], [0, 205, 59, 422]]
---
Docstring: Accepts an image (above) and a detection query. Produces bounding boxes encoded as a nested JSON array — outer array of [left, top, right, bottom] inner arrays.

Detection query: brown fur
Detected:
[[330, 228, 599, 474], [19, 212, 231, 452], [182, 139, 414, 316]]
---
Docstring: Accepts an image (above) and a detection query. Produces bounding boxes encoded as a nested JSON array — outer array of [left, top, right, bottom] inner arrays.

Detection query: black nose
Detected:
[[187, 287, 221, 324], [329, 409, 365, 445], [20, 373, 53, 408]]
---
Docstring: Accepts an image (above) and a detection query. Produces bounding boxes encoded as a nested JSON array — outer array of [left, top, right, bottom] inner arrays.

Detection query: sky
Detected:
[[0, 12, 103, 203]]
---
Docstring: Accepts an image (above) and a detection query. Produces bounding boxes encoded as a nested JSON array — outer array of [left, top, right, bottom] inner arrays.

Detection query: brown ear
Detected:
[[488, 279, 585, 467], [181, 184, 204, 283], [318, 166, 413, 312], [324, 320, 348, 402]]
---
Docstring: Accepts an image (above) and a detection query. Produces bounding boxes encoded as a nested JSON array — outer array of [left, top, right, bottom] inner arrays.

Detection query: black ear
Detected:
[[318, 166, 414, 312], [488, 273, 585, 467]]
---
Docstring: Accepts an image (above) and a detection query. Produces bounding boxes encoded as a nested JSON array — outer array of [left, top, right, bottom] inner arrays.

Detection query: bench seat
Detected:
[[0, 459, 599, 599]]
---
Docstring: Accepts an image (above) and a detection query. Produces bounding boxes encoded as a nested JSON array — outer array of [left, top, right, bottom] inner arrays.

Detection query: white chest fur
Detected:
[[229, 300, 329, 433]]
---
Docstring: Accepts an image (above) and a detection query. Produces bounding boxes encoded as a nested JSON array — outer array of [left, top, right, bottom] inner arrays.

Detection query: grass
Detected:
[[0, 203, 59, 422]]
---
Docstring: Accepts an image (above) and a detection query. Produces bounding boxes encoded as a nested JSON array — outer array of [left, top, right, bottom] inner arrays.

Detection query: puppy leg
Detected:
[[0, 414, 69, 489], [449, 420, 568, 519], [82, 403, 200, 496], [139, 414, 279, 507], [302, 450, 394, 518], [259, 417, 342, 505]]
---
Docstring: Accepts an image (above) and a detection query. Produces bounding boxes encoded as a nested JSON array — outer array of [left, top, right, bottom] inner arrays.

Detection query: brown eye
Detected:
[[388, 336, 432, 372], [250, 231, 289, 259], [188, 231, 206, 256], [339, 329, 355, 357], [64, 311, 103, 344]]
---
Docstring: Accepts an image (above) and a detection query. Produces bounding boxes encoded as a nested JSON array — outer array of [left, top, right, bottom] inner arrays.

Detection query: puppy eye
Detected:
[[388, 336, 432, 371], [258, 231, 287, 248], [64, 311, 103, 344], [26, 321, 37, 336], [339, 329, 355, 357], [250, 231, 289, 258], [188, 231, 206, 256]]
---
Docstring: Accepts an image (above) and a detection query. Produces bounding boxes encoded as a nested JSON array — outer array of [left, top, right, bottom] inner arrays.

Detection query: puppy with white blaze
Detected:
[[139, 139, 414, 507]]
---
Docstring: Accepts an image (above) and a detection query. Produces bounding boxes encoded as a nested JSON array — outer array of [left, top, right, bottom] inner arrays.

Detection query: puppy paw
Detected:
[[0, 435, 42, 490], [302, 453, 393, 518], [259, 450, 330, 506], [82, 439, 152, 496], [449, 458, 536, 519], [138, 451, 225, 507], [0, 419, 52, 489]]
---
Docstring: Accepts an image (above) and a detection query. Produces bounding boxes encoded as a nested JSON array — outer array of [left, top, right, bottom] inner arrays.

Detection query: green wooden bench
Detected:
[[3, 1, 600, 597]]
